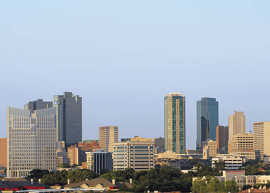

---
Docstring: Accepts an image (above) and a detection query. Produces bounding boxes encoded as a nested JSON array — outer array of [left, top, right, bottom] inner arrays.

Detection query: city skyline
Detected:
[[1, 1, 270, 149]]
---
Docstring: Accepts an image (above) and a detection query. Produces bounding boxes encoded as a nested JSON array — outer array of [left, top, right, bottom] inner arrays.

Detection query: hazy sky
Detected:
[[1, 1, 270, 149]]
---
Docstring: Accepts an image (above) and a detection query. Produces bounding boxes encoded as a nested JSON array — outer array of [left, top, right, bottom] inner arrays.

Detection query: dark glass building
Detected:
[[196, 97, 219, 152]]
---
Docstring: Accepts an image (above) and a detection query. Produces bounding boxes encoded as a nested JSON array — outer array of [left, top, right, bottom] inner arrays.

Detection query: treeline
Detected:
[[27, 169, 98, 186], [192, 177, 239, 193]]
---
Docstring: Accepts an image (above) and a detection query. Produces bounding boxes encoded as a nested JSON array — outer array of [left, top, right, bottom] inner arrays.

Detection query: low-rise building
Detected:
[[212, 154, 244, 170], [113, 136, 154, 171], [86, 151, 112, 174], [203, 140, 217, 159]]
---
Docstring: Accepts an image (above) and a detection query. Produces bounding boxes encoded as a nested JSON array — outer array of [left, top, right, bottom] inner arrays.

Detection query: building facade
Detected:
[[164, 92, 186, 154], [203, 140, 217, 159], [0, 138, 7, 168], [113, 137, 154, 171], [216, 125, 229, 154], [86, 151, 112, 174], [24, 99, 53, 111], [228, 133, 256, 160], [54, 92, 82, 146], [253, 122, 270, 160], [228, 112, 246, 140], [99, 126, 118, 152], [7, 107, 57, 177], [196, 97, 219, 152], [154, 137, 165, 153]]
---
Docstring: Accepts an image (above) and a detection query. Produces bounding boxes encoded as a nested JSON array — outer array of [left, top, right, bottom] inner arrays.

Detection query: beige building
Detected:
[[164, 92, 186, 154], [7, 107, 57, 177], [113, 136, 154, 171], [99, 126, 118, 152], [203, 140, 217, 159], [229, 133, 256, 160], [229, 112, 246, 140], [0, 138, 7, 168], [253, 122, 270, 160]]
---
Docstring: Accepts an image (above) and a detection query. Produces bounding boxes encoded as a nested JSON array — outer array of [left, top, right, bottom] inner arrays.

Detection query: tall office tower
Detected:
[[24, 99, 53, 111], [7, 107, 57, 177], [164, 92, 186, 154], [228, 112, 246, 140], [99, 126, 119, 152], [216, 125, 229, 154], [196, 97, 219, 152], [228, 133, 256, 160], [54, 92, 82, 146], [0, 138, 7, 168], [253, 122, 270, 160], [113, 136, 154, 171]]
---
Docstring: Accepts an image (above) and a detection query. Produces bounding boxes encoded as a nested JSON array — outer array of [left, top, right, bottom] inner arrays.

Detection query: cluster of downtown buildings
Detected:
[[0, 92, 270, 179]]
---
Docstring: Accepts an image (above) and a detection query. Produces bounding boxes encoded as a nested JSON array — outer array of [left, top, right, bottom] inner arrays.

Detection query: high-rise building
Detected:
[[228, 112, 246, 140], [24, 99, 53, 111], [86, 151, 113, 174], [216, 125, 229, 154], [0, 138, 7, 168], [54, 92, 82, 146], [253, 122, 270, 160], [196, 97, 219, 152], [7, 107, 57, 177], [228, 133, 256, 160], [164, 92, 186, 154], [113, 136, 154, 171], [99, 126, 118, 152]]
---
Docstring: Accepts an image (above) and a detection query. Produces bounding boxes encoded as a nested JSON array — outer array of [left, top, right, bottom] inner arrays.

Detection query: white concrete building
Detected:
[[7, 107, 57, 177]]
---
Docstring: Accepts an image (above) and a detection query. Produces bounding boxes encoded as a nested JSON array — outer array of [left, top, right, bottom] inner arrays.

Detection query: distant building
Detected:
[[253, 122, 270, 160], [24, 99, 53, 111], [54, 92, 82, 146], [78, 141, 101, 152], [0, 138, 7, 168], [7, 107, 57, 177], [56, 141, 69, 168], [86, 151, 112, 174], [113, 136, 154, 171], [99, 126, 118, 152], [216, 125, 229, 154], [228, 133, 256, 160], [203, 140, 217, 159], [212, 154, 243, 170], [120, 138, 131, 142], [196, 97, 219, 152], [164, 92, 186, 154], [154, 137, 165, 153], [67, 144, 86, 166], [229, 112, 246, 140]]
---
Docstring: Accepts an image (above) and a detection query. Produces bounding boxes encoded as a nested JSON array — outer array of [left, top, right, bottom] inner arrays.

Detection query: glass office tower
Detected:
[[164, 92, 186, 154], [196, 97, 219, 152]]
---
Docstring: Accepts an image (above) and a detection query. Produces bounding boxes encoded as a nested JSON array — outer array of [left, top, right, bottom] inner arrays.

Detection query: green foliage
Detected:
[[192, 177, 239, 193], [28, 169, 98, 186]]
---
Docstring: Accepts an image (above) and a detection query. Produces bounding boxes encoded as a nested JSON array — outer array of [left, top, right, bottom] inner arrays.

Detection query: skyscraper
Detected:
[[228, 111, 246, 140], [7, 107, 57, 177], [99, 126, 119, 152], [253, 122, 270, 160], [24, 99, 53, 111], [216, 125, 229, 154], [54, 92, 82, 146], [196, 97, 219, 152], [164, 92, 186, 154]]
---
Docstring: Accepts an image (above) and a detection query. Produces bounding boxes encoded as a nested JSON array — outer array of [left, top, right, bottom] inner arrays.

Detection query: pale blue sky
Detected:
[[1, 0, 270, 149]]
